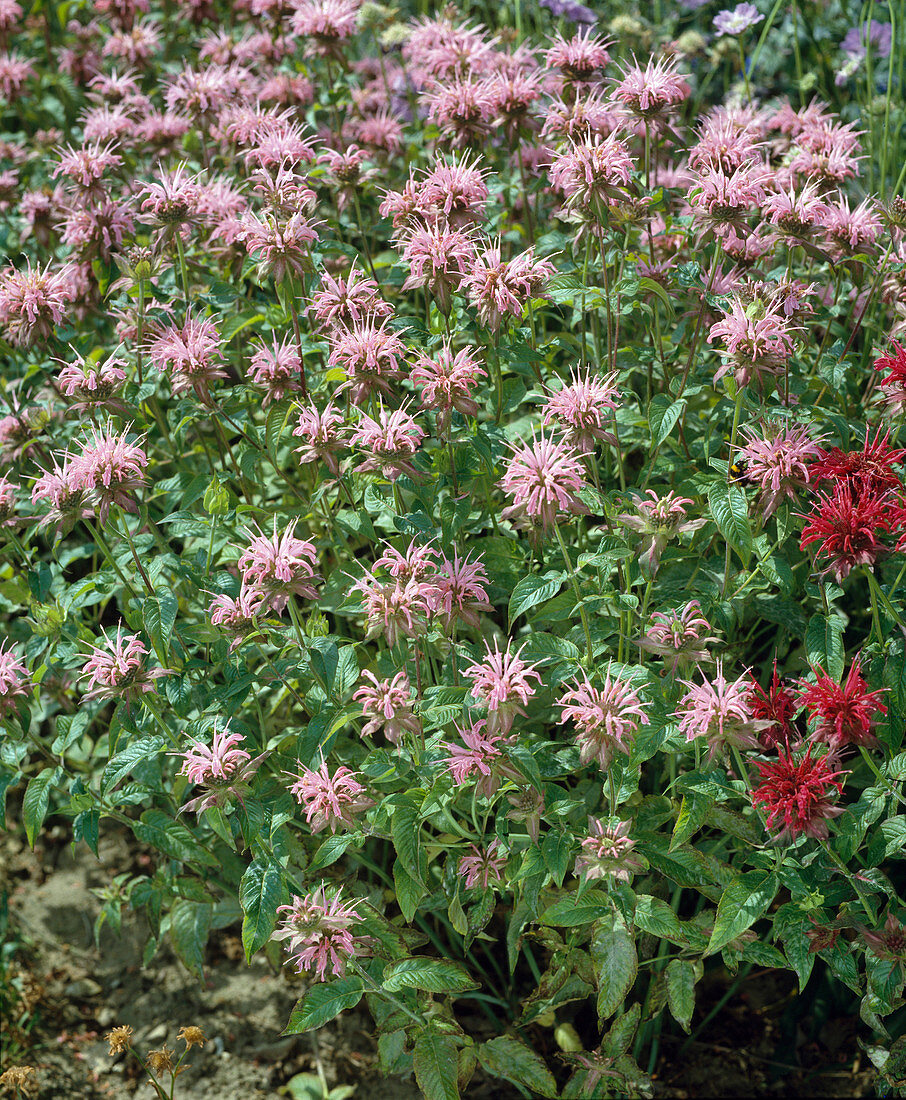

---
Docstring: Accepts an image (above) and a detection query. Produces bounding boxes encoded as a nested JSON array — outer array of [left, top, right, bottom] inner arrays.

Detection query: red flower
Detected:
[[748, 661, 799, 748], [808, 425, 906, 494], [752, 746, 847, 841], [798, 658, 887, 749], [798, 484, 895, 581], [874, 341, 906, 384]]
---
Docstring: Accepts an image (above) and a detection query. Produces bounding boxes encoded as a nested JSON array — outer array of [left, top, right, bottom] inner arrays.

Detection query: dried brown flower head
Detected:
[[147, 1046, 176, 1078], [0, 1066, 37, 1096], [177, 1025, 206, 1049], [105, 1025, 134, 1056]]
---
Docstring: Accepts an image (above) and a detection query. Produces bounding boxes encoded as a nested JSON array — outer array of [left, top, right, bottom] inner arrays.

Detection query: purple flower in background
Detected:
[[713, 3, 764, 36], [841, 20, 892, 59], [540, 0, 597, 26]]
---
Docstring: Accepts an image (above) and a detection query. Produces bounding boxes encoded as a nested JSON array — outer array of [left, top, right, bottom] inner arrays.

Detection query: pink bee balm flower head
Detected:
[[348, 404, 425, 482], [238, 518, 321, 614], [291, 0, 360, 59], [558, 670, 649, 770], [677, 660, 765, 761], [545, 28, 611, 88], [500, 431, 589, 537], [575, 818, 646, 883], [52, 140, 123, 195], [737, 420, 825, 517], [239, 211, 320, 283], [418, 153, 489, 229], [292, 401, 346, 477], [398, 222, 476, 316], [615, 489, 705, 575], [287, 760, 373, 834], [0, 259, 78, 346], [31, 455, 91, 535], [353, 669, 421, 744], [708, 293, 798, 389], [541, 368, 619, 451], [317, 144, 375, 211], [541, 90, 620, 144], [462, 245, 557, 332], [148, 311, 227, 406], [713, 3, 764, 36], [411, 341, 486, 433], [57, 353, 128, 415], [62, 200, 133, 264], [427, 550, 492, 631], [0, 474, 16, 525], [752, 746, 846, 842], [688, 161, 774, 235], [424, 78, 495, 148], [825, 196, 881, 257], [609, 55, 690, 120], [441, 720, 521, 799], [798, 484, 895, 582], [248, 334, 304, 406], [0, 642, 30, 720], [798, 658, 887, 750], [373, 540, 439, 581], [137, 162, 202, 236], [67, 424, 149, 522], [208, 586, 266, 651], [353, 569, 430, 648], [308, 265, 391, 331], [327, 317, 406, 406], [762, 178, 831, 239], [178, 723, 268, 815], [637, 601, 721, 675], [458, 840, 507, 891], [273, 886, 370, 981], [549, 134, 634, 212], [81, 626, 169, 704], [464, 639, 541, 734], [748, 661, 800, 749]]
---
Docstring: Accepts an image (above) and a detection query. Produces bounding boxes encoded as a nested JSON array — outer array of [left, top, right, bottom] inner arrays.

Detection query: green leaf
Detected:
[[265, 397, 295, 462], [132, 809, 218, 867], [508, 571, 566, 627], [648, 395, 686, 448], [591, 911, 638, 1022], [283, 977, 365, 1034], [169, 899, 212, 978], [51, 709, 90, 754], [542, 889, 611, 927], [477, 1036, 558, 1098], [708, 482, 752, 559], [390, 794, 426, 883], [665, 959, 697, 1032], [393, 858, 426, 923], [638, 276, 676, 317], [102, 736, 166, 795], [413, 1026, 461, 1100], [633, 894, 702, 949], [805, 615, 845, 680], [382, 957, 478, 994], [23, 768, 58, 847], [671, 792, 712, 850], [309, 833, 360, 873], [541, 828, 572, 887], [600, 1004, 640, 1059], [240, 857, 286, 963], [143, 590, 178, 664], [707, 870, 779, 956]]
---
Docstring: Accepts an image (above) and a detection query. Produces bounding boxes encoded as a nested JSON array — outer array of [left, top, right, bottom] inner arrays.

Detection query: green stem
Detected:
[[554, 524, 594, 667]]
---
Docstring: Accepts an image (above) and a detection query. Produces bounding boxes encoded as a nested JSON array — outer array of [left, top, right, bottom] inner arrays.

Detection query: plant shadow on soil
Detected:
[[0, 822, 877, 1099]]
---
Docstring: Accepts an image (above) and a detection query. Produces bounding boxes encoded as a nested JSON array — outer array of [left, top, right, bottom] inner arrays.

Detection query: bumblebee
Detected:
[[729, 457, 750, 483]]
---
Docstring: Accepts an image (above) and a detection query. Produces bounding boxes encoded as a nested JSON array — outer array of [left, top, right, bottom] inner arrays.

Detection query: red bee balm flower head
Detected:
[[752, 746, 847, 841], [798, 484, 896, 581], [798, 659, 887, 749], [748, 661, 800, 748], [808, 425, 906, 495]]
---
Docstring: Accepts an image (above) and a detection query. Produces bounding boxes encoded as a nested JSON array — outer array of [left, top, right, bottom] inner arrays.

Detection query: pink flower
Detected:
[[574, 819, 646, 883], [148, 312, 227, 405], [637, 602, 721, 675], [57, 353, 128, 415], [463, 640, 541, 735], [458, 840, 507, 891], [178, 724, 267, 815], [558, 671, 649, 769], [398, 222, 476, 315], [31, 456, 91, 534], [462, 245, 556, 331], [239, 212, 320, 282], [0, 475, 16, 526], [736, 421, 824, 517], [317, 144, 375, 210], [0, 260, 78, 345], [291, 0, 360, 58], [545, 28, 611, 87], [688, 161, 774, 235], [67, 424, 149, 522], [799, 658, 887, 750], [287, 761, 373, 833], [81, 626, 169, 703], [0, 642, 30, 719], [411, 341, 486, 432], [424, 78, 495, 148], [549, 135, 634, 211], [52, 141, 123, 194], [208, 587, 266, 651], [609, 55, 690, 120], [308, 265, 391, 331], [541, 369, 619, 451], [825, 196, 881, 256], [418, 153, 489, 228], [374, 540, 439, 580], [762, 178, 830, 239], [137, 162, 202, 232], [353, 569, 430, 648], [676, 660, 764, 761], [327, 318, 406, 406], [348, 405, 425, 482], [248, 334, 304, 405], [238, 519, 321, 613], [427, 551, 491, 631], [500, 432, 589, 536], [752, 747, 846, 842], [273, 886, 369, 981], [353, 669, 421, 744], [441, 720, 520, 798], [615, 489, 704, 574], [708, 293, 798, 389], [292, 401, 346, 477]]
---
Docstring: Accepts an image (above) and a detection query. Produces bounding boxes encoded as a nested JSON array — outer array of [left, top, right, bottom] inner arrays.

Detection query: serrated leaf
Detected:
[[542, 889, 611, 927], [708, 482, 752, 559], [648, 395, 686, 448], [671, 791, 712, 850], [508, 571, 566, 627], [665, 959, 697, 1032], [413, 1026, 461, 1100], [393, 858, 426, 923], [102, 736, 166, 795], [23, 768, 58, 848], [707, 870, 779, 956], [309, 833, 360, 872], [390, 794, 426, 884], [240, 857, 286, 963], [382, 957, 478, 994], [132, 809, 218, 867], [477, 1036, 557, 1098], [591, 910, 638, 1022], [169, 899, 212, 978], [805, 615, 846, 680], [265, 397, 295, 462], [283, 977, 365, 1034], [143, 590, 178, 664], [541, 828, 572, 887]]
